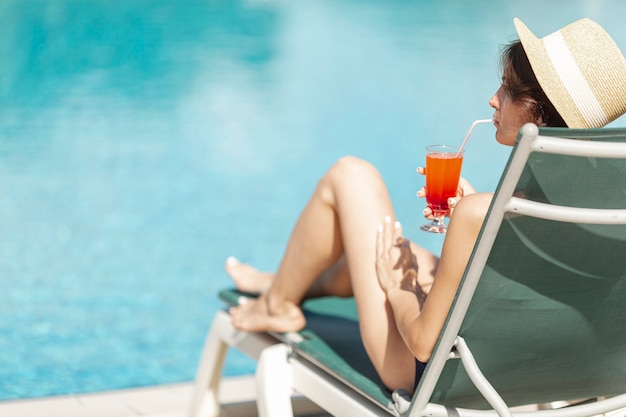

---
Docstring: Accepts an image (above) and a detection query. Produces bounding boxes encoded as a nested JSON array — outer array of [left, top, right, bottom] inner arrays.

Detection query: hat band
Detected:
[[544, 31, 609, 127]]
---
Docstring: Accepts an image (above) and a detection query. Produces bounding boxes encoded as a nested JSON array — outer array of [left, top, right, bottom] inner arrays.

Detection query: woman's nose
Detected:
[[489, 91, 499, 109]]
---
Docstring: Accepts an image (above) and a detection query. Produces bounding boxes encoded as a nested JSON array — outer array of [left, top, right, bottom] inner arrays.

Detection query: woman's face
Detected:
[[489, 85, 536, 146]]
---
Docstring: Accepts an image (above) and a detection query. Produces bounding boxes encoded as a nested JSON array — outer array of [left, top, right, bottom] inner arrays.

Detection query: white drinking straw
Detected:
[[457, 119, 493, 156]]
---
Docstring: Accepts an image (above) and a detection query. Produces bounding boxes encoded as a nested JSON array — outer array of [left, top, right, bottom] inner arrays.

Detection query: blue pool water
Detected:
[[1, 0, 625, 401]]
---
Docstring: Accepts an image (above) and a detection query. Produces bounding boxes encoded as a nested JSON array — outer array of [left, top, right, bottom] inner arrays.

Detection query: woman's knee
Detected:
[[316, 156, 381, 203], [324, 156, 383, 190]]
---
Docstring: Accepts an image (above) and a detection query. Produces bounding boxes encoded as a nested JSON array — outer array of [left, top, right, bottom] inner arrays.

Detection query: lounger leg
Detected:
[[255, 344, 295, 417], [188, 311, 231, 417]]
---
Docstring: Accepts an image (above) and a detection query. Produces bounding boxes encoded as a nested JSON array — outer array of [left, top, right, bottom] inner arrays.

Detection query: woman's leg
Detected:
[[229, 156, 439, 390], [226, 254, 353, 298]]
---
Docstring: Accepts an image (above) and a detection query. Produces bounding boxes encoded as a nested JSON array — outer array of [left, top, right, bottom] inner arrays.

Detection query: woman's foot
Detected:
[[230, 295, 306, 333], [225, 256, 274, 294]]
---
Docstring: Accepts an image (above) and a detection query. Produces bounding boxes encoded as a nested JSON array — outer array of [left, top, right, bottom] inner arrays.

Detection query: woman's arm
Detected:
[[376, 193, 492, 362]]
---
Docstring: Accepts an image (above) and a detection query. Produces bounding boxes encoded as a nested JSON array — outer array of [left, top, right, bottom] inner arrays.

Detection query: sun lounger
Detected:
[[189, 123, 626, 417]]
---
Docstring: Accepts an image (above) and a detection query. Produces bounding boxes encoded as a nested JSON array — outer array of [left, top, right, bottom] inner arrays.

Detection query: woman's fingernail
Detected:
[[448, 198, 457, 206], [226, 256, 238, 266], [384, 215, 391, 223], [423, 208, 429, 215], [394, 221, 401, 229], [377, 224, 383, 232]]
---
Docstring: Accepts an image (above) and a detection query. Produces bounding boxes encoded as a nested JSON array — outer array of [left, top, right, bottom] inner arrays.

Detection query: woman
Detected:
[[225, 18, 626, 393]]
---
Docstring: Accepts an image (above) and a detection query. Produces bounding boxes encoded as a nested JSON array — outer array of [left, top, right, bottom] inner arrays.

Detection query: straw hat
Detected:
[[514, 18, 626, 128]]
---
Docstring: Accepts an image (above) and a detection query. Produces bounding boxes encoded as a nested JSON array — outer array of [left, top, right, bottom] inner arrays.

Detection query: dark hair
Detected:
[[500, 41, 567, 127]]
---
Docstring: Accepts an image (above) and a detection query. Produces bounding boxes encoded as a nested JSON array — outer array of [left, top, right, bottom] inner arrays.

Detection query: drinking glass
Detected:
[[420, 145, 464, 234]]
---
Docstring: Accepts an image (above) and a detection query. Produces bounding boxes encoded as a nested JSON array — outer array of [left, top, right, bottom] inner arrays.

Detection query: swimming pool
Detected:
[[1, 0, 625, 401]]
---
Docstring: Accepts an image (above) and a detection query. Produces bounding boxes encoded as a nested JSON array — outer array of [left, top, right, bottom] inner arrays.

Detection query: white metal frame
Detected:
[[188, 310, 279, 417], [188, 310, 389, 417]]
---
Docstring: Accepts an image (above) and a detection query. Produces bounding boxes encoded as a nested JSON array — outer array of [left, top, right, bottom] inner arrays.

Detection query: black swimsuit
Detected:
[[415, 358, 427, 389]]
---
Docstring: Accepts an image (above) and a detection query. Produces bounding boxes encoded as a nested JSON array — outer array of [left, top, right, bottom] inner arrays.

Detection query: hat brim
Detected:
[[514, 17, 626, 128], [514, 18, 583, 128]]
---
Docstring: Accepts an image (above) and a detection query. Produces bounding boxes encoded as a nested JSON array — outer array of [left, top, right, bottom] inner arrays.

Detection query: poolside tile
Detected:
[[0, 394, 135, 417], [108, 384, 192, 415], [0, 377, 331, 417]]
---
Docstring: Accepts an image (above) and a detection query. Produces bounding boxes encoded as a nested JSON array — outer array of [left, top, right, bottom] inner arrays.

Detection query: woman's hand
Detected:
[[376, 217, 427, 309], [375, 217, 419, 295], [416, 167, 477, 219]]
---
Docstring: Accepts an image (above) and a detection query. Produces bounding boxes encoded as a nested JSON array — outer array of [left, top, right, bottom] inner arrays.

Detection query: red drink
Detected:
[[425, 152, 463, 216], [421, 145, 464, 233]]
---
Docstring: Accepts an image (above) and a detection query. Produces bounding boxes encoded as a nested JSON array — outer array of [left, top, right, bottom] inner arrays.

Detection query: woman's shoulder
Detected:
[[458, 192, 494, 207], [453, 193, 494, 222]]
